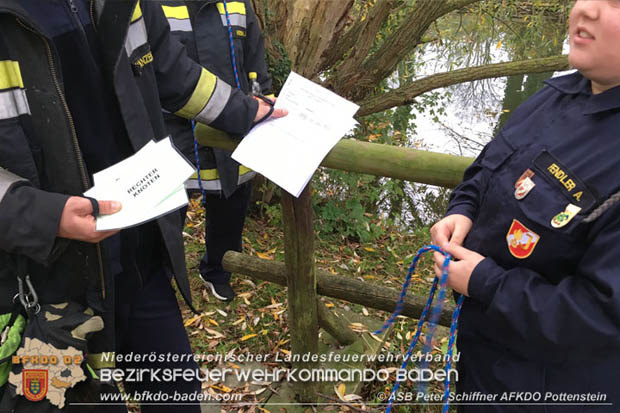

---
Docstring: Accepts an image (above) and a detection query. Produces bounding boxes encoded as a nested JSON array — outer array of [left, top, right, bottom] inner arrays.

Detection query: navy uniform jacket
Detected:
[[160, 0, 272, 197], [447, 71, 620, 411]]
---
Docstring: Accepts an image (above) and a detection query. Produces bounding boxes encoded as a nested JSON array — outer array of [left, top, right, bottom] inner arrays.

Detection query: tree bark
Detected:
[[264, 0, 353, 77], [320, 0, 398, 74], [358, 55, 570, 116], [317, 302, 357, 346], [281, 186, 318, 403]]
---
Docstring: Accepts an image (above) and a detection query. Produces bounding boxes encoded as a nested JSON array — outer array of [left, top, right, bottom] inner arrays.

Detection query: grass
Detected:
[[177, 198, 456, 412]]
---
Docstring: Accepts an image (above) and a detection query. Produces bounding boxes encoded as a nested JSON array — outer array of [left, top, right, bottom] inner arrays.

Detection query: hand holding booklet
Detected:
[[84, 137, 195, 231]]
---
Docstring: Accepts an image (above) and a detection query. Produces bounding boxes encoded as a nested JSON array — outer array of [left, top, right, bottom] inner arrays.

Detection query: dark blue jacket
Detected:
[[447, 71, 620, 411]]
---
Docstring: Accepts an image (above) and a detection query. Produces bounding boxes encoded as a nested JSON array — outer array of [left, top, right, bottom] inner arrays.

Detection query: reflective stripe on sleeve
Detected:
[[215, 2, 246, 15], [0, 168, 26, 202], [219, 13, 246, 28], [175, 69, 232, 124], [195, 77, 231, 124], [131, 2, 142, 23], [0, 89, 30, 119], [0, 60, 30, 120], [162, 5, 189, 19], [0, 60, 24, 90], [162, 5, 192, 32], [125, 16, 147, 57], [185, 166, 255, 191], [216, 1, 246, 28], [167, 18, 192, 32]]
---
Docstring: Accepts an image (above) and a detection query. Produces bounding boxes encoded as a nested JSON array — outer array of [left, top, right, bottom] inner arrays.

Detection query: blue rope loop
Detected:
[[374, 244, 465, 413], [192, 0, 243, 199]]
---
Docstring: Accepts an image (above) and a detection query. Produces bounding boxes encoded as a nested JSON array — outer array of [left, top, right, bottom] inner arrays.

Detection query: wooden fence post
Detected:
[[281, 184, 319, 403]]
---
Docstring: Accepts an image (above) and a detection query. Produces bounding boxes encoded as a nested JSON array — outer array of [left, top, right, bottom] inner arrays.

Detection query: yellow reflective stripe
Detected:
[[265, 94, 275, 99], [175, 68, 216, 119], [190, 169, 218, 181], [131, 2, 142, 23], [0, 61, 23, 90], [215, 2, 246, 15], [190, 166, 253, 181], [161, 5, 189, 19]]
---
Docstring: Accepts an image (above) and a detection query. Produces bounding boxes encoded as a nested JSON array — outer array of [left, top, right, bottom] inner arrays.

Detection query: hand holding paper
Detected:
[[232, 72, 359, 197], [57, 196, 121, 242], [84, 137, 195, 231]]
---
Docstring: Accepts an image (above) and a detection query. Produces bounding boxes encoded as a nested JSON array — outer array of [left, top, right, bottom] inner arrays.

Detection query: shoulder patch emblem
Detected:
[[23, 370, 48, 402], [506, 219, 540, 259]]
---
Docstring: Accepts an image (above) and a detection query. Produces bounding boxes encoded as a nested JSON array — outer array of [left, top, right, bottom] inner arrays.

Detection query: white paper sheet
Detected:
[[84, 137, 194, 231], [232, 72, 359, 197]]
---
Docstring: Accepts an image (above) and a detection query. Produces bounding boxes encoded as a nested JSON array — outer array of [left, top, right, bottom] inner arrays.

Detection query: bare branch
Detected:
[[357, 55, 569, 117], [331, 0, 482, 100], [320, 0, 399, 73]]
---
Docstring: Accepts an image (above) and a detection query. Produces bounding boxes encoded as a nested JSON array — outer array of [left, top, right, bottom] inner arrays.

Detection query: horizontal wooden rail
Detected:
[[223, 251, 454, 327], [195, 124, 473, 188]]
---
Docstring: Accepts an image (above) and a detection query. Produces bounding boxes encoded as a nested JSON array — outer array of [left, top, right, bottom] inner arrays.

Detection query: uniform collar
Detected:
[[545, 71, 620, 115]]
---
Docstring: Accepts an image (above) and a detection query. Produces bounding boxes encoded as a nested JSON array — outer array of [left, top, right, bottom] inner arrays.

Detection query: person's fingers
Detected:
[[442, 243, 472, 260], [430, 223, 450, 246], [449, 226, 468, 246], [97, 200, 122, 216], [271, 108, 288, 118]]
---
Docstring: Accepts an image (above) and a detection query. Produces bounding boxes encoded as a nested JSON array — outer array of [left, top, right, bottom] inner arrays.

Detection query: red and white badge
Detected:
[[506, 219, 540, 259], [514, 169, 535, 200]]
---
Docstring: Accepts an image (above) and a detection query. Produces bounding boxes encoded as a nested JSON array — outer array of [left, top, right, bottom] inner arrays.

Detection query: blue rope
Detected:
[[191, 120, 207, 204], [222, 0, 241, 90], [374, 245, 466, 413], [192, 1, 243, 200]]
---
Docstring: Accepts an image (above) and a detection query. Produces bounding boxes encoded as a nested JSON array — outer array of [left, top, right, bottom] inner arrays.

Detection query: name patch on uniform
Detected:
[[134, 51, 153, 69], [532, 150, 595, 211], [506, 219, 540, 259]]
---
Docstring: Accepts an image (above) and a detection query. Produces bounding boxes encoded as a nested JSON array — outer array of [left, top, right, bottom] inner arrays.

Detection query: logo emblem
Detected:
[[506, 219, 540, 259], [514, 169, 535, 200], [23, 370, 48, 402], [551, 204, 581, 228]]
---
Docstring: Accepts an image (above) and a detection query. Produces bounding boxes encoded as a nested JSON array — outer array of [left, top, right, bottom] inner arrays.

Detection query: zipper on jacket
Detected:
[[16, 18, 107, 301], [89, 0, 97, 32]]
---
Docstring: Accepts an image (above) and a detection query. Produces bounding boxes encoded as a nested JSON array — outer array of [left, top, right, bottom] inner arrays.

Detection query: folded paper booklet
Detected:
[[84, 137, 195, 231], [232, 71, 359, 197]]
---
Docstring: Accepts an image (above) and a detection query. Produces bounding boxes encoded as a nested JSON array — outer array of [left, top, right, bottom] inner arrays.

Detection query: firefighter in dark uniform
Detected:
[[431, 1, 620, 412], [160, 0, 272, 301], [0, 0, 284, 411]]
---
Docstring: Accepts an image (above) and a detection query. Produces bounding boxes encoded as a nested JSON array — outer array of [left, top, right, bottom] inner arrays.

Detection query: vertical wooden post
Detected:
[[281, 184, 318, 403]]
